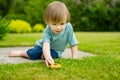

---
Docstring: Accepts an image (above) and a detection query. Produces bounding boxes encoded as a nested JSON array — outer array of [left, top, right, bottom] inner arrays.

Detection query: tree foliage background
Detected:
[[0, 0, 120, 31]]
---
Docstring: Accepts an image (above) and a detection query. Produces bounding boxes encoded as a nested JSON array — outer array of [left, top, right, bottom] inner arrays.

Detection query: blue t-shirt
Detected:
[[36, 23, 78, 57]]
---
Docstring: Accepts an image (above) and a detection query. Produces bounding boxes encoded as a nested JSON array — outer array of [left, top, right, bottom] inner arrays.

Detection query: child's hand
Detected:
[[45, 56, 54, 66]]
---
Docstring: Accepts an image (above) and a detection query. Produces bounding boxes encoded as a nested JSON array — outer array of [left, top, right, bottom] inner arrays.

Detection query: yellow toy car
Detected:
[[49, 63, 61, 69]]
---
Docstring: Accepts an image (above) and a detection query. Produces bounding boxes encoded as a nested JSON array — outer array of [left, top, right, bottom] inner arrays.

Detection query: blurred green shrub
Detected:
[[32, 23, 44, 32], [9, 19, 32, 33], [0, 17, 10, 39], [62, 0, 120, 31]]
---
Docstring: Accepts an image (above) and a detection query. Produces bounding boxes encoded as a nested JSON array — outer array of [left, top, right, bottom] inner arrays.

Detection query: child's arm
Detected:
[[43, 42, 54, 66], [71, 45, 78, 59]]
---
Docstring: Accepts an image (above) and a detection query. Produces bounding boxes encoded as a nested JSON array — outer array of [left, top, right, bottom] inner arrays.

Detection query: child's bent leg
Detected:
[[9, 51, 29, 58], [50, 49, 58, 58]]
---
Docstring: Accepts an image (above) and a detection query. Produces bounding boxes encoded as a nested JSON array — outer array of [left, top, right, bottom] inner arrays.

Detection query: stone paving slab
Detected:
[[0, 47, 94, 64]]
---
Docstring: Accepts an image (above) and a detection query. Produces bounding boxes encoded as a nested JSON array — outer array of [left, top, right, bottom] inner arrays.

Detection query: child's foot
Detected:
[[9, 51, 23, 57]]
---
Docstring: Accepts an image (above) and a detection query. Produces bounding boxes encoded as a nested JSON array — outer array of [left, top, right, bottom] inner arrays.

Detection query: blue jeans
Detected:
[[27, 46, 58, 60]]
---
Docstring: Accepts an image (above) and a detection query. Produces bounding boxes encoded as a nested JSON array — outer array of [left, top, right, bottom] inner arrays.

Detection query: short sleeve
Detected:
[[67, 23, 78, 46]]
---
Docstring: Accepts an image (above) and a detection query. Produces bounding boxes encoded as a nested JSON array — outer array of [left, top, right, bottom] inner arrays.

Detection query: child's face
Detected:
[[49, 21, 66, 34]]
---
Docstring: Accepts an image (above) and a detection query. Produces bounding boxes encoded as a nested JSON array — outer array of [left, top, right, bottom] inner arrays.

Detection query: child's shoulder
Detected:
[[66, 22, 73, 30], [66, 22, 72, 26]]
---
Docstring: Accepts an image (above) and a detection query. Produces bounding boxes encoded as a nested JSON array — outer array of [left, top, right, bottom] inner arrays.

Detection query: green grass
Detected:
[[76, 32, 120, 55], [0, 33, 42, 47], [0, 32, 120, 80], [0, 56, 119, 80]]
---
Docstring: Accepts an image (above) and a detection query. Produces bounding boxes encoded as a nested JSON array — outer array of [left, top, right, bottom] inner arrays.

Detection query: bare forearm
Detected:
[[43, 42, 54, 66], [71, 45, 78, 59], [43, 42, 51, 58]]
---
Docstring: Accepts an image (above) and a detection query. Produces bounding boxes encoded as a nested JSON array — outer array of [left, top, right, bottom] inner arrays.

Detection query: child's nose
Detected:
[[57, 26, 61, 29]]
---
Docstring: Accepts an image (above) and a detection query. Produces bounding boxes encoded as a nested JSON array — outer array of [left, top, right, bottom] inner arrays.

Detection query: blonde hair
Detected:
[[43, 1, 70, 24]]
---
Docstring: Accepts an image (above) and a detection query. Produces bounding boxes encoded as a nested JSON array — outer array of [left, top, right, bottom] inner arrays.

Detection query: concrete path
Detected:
[[0, 47, 94, 64]]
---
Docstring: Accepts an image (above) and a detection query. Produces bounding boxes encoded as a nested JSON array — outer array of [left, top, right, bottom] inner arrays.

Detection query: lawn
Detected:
[[75, 32, 120, 56], [0, 32, 120, 80]]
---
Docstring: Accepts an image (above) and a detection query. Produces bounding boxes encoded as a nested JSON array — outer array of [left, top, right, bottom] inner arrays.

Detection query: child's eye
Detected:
[[61, 23, 64, 25], [53, 24, 56, 25]]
